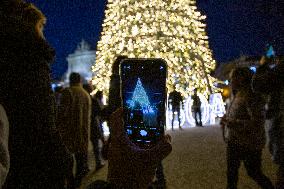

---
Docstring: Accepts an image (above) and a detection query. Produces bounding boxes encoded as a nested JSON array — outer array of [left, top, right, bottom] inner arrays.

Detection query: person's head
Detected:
[[69, 72, 82, 86], [22, 3, 46, 39], [1, 1, 46, 39], [194, 88, 198, 94], [230, 67, 253, 93], [0, 0, 46, 38], [112, 55, 128, 75]]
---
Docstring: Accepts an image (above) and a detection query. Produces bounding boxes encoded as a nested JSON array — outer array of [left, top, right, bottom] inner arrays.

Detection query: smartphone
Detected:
[[120, 58, 167, 147]]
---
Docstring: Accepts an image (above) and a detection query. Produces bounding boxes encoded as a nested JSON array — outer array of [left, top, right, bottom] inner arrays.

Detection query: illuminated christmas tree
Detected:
[[132, 78, 150, 107], [92, 0, 220, 98]]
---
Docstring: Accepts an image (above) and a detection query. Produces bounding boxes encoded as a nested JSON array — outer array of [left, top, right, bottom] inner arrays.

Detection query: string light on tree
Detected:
[[92, 0, 220, 98], [130, 78, 150, 108]]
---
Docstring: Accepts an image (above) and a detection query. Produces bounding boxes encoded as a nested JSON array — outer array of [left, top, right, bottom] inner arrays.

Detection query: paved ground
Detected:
[[82, 125, 277, 189]]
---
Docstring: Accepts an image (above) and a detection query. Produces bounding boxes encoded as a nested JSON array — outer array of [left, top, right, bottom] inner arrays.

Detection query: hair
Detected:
[[1, 1, 45, 24], [1, 1, 46, 39], [230, 67, 254, 87], [22, 3, 45, 25], [69, 72, 81, 85]]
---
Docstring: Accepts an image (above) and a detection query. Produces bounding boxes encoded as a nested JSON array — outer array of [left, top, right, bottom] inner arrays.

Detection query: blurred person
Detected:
[[0, 1, 72, 188], [83, 84, 105, 171], [99, 56, 128, 160], [107, 56, 128, 115], [221, 67, 274, 189], [93, 91, 105, 170], [252, 56, 284, 189], [192, 88, 203, 127], [57, 73, 91, 188], [97, 56, 128, 163], [98, 56, 128, 123], [168, 86, 183, 130], [0, 104, 9, 187]]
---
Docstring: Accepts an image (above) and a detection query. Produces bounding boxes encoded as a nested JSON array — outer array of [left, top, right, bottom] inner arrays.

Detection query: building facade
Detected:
[[64, 39, 96, 84]]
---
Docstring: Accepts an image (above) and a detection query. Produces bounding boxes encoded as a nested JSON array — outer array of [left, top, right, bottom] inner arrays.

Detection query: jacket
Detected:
[[226, 90, 266, 150], [57, 85, 91, 153], [0, 15, 72, 188]]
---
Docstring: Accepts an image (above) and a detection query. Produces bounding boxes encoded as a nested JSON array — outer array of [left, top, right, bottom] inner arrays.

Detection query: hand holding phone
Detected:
[[120, 58, 167, 147]]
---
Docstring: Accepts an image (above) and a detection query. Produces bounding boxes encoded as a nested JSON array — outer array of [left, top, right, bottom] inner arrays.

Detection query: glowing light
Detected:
[[185, 94, 210, 126], [250, 67, 256, 73], [166, 108, 186, 129], [165, 93, 226, 129], [266, 45, 275, 58], [140, 130, 148, 136], [92, 0, 221, 98], [127, 129, 133, 135], [224, 80, 229, 85], [102, 121, 109, 136], [103, 93, 226, 136], [128, 78, 150, 108], [209, 93, 226, 118]]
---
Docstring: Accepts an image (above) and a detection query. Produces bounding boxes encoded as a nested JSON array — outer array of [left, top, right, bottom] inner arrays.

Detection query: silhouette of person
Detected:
[[192, 89, 203, 127], [221, 67, 274, 189], [83, 84, 105, 171], [57, 72, 91, 188], [0, 1, 72, 188], [168, 86, 183, 130]]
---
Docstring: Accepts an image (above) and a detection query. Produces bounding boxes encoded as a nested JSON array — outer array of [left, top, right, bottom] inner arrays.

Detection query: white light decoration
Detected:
[[92, 0, 221, 98], [224, 80, 229, 85], [164, 93, 225, 129], [166, 108, 186, 130], [103, 93, 226, 136], [102, 121, 110, 136], [209, 93, 226, 118], [185, 94, 210, 126], [128, 78, 150, 108]]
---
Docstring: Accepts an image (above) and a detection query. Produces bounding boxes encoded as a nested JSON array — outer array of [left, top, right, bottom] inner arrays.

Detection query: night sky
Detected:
[[28, 0, 284, 80]]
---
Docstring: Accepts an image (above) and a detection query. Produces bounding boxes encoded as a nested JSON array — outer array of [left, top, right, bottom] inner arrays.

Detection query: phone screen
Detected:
[[120, 58, 167, 147]]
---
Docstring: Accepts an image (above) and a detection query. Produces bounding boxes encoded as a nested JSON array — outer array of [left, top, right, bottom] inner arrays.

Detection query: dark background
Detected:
[[28, 0, 284, 80]]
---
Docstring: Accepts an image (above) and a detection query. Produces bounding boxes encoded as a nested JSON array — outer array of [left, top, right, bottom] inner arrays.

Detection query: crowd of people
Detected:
[[0, 0, 284, 189]]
